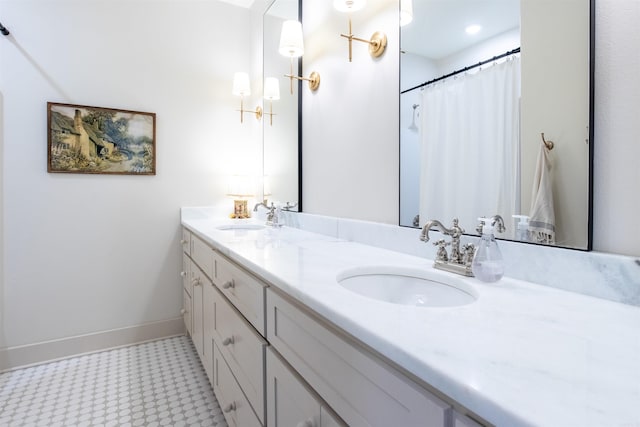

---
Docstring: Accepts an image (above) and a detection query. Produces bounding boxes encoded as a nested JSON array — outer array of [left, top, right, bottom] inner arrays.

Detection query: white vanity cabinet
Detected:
[[181, 226, 489, 427], [266, 288, 452, 427], [181, 228, 267, 427]]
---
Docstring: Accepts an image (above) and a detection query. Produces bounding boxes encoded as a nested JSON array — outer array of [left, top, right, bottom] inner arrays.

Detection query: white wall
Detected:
[[593, 0, 640, 256], [302, 0, 399, 224], [302, 0, 640, 257], [0, 0, 262, 354]]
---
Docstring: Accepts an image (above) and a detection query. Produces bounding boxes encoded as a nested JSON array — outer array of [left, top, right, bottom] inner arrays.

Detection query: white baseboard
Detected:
[[0, 317, 185, 373]]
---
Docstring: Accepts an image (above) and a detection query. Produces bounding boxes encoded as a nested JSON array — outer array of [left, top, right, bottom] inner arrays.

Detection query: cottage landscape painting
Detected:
[[48, 102, 156, 175]]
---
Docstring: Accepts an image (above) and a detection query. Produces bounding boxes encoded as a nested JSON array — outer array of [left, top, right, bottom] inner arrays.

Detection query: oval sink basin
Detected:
[[336, 266, 477, 307], [216, 224, 266, 231]]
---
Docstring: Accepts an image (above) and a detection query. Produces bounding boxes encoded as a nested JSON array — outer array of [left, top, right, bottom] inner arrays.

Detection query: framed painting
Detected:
[[47, 102, 156, 175]]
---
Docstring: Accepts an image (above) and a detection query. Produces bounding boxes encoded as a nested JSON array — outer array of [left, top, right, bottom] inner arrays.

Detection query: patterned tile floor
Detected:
[[0, 335, 227, 427]]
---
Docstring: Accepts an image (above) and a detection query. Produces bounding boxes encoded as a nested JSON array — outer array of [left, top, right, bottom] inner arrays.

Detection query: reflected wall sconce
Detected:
[[400, 0, 413, 27], [232, 72, 262, 123], [227, 175, 255, 219], [334, 0, 387, 62], [279, 20, 320, 94], [263, 77, 280, 126]]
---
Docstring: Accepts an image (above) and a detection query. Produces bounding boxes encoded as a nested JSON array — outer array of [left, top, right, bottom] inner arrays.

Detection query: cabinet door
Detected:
[[202, 278, 215, 386], [181, 252, 191, 296], [182, 288, 192, 337], [181, 228, 191, 255], [267, 347, 346, 427], [191, 262, 205, 360]]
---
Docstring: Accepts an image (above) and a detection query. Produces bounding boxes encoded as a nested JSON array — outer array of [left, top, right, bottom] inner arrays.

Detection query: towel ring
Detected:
[[541, 133, 554, 150]]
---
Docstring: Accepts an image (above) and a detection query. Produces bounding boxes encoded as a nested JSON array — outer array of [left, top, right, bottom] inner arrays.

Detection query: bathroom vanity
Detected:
[[180, 208, 640, 427]]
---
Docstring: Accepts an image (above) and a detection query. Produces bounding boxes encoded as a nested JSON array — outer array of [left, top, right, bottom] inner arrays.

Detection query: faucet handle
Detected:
[[433, 239, 450, 261], [462, 243, 476, 266]]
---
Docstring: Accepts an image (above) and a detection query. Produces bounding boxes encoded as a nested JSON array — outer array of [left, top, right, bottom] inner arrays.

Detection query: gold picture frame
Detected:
[[47, 102, 156, 175]]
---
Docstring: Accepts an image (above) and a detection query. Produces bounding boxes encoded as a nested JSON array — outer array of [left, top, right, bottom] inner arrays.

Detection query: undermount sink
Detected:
[[216, 223, 266, 231], [336, 266, 477, 307]]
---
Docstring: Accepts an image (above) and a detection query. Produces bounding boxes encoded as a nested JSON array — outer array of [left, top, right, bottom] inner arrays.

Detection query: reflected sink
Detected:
[[216, 224, 266, 231], [336, 266, 477, 307]]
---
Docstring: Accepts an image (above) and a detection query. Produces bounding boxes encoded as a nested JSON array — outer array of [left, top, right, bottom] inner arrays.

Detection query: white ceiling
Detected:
[[402, 0, 520, 60]]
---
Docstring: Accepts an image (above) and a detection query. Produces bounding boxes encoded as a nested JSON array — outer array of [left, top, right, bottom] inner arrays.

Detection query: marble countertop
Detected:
[[181, 210, 640, 427]]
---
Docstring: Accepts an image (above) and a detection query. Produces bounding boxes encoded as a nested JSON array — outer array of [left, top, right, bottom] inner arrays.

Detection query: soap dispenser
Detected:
[[512, 215, 531, 242], [472, 217, 504, 282]]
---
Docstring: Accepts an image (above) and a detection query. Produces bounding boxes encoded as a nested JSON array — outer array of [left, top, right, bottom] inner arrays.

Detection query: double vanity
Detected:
[[180, 207, 639, 427]]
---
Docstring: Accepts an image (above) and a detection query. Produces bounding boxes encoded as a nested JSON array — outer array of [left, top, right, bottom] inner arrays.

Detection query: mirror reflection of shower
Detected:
[[408, 103, 419, 131]]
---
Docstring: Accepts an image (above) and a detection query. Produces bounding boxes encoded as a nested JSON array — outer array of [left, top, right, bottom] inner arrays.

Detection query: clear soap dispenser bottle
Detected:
[[472, 217, 504, 282], [512, 215, 531, 242]]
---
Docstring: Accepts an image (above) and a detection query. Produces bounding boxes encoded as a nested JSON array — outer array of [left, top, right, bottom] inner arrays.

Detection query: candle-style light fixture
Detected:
[[334, 0, 387, 62], [279, 20, 320, 94], [263, 77, 280, 126], [232, 72, 262, 123]]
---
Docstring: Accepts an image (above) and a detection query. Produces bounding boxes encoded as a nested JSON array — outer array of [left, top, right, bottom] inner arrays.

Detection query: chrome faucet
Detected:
[[253, 201, 282, 227], [420, 218, 474, 277], [476, 214, 506, 235]]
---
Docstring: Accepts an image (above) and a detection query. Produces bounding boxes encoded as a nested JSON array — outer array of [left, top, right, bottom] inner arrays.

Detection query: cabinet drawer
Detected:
[[181, 228, 191, 255], [214, 252, 266, 335], [213, 343, 262, 427], [266, 289, 451, 427], [182, 288, 192, 336], [267, 347, 346, 427], [191, 234, 214, 279], [213, 285, 267, 424]]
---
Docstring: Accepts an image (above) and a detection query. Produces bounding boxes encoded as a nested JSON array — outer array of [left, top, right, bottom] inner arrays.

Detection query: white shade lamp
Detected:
[[279, 20, 320, 94], [233, 72, 262, 123], [227, 175, 255, 218]]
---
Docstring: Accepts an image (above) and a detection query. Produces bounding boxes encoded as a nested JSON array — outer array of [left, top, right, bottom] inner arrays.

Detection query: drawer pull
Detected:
[[180, 271, 187, 277], [222, 280, 235, 289], [296, 419, 314, 427], [180, 239, 188, 245], [180, 309, 186, 315], [223, 402, 236, 413], [192, 278, 201, 286], [222, 336, 234, 346]]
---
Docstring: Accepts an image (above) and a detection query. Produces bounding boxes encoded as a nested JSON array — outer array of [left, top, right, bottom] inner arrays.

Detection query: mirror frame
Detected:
[[263, 0, 304, 211], [398, 0, 595, 251]]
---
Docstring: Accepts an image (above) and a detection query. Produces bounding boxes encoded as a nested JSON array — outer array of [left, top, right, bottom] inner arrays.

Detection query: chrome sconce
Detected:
[[263, 77, 280, 126], [334, 0, 387, 62], [279, 20, 320, 94], [233, 72, 262, 123]]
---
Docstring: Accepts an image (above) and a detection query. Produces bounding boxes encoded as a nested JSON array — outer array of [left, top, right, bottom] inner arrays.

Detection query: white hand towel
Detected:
[[529, 144, 555, 244]]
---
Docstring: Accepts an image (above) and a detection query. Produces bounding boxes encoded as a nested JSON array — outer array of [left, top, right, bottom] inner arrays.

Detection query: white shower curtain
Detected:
[[418, 57, 521, 236]]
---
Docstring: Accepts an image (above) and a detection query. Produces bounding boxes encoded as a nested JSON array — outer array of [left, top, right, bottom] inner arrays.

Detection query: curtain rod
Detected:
[[401, 47, 520, 94], [0, 22, 9, 36]]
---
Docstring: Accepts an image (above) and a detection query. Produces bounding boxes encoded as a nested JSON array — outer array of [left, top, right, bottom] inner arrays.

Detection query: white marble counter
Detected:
[[181, 208, 640, 427]]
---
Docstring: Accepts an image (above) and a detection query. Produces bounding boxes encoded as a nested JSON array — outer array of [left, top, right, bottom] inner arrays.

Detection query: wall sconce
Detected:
[[263, 77, 280, 126], [400, 0, 413, 27], [232, 72, 262, 123], [279, 20, 320, 94], [334, 0, 387, 62], [227, 175, 255, 219]]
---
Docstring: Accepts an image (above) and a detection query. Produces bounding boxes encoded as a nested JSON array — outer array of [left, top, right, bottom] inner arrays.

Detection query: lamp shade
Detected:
[[264, 77, 280, 100], [333, 0, 366, 12], [227, 175, 255, 197], [232, 72, 250, 96], [400, 0, 413, 26], [279, 20, 304, 58]]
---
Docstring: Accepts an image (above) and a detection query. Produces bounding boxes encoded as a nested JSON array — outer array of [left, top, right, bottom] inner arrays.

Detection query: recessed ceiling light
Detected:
[[465, 25, 482, 35]]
